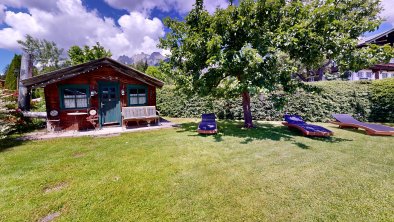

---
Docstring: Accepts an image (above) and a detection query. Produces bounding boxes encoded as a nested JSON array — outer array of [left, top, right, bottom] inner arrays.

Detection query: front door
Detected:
[[99, 82, 121, 126]]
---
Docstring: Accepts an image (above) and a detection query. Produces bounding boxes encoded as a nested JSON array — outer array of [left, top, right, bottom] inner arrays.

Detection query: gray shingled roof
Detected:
[[22, 57, 164, 88]]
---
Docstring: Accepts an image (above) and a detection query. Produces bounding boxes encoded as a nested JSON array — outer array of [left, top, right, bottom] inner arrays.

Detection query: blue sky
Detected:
[[0, 0, 393, 74]]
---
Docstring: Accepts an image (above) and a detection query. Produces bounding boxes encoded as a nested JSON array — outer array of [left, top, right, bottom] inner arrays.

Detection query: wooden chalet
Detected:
[[22, 57, 164, 131]]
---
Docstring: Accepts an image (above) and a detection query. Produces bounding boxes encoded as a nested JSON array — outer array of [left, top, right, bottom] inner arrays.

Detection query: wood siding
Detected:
[[44, 65, 157, 131]]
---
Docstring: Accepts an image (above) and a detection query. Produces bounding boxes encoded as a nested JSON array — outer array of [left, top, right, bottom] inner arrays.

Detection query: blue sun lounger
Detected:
[[197, 113, 218, 134], [282, 114, 333, 137], [331, 114, 394, 136]]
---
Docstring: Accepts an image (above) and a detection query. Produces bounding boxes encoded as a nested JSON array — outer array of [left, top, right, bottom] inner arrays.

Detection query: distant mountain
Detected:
[[149, 52, 166, 65], [117, 52, 166, 66], [118, 55, 133, 65], [132, 52, 149, 64]]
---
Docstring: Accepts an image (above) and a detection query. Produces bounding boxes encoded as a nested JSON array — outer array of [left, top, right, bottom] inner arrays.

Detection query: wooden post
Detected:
[[18, 53, 33, 111], [373, 70, 380, 80]]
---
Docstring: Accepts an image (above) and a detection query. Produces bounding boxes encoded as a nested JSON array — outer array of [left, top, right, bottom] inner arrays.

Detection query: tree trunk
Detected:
[[317, 60, 332, 81], [242, 91, 253, 128], [18, 53, 33, 111], [317, 67, 324, 81]]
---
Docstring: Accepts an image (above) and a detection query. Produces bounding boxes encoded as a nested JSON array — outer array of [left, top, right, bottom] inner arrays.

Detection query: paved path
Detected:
[[21, 121, 178, 140]]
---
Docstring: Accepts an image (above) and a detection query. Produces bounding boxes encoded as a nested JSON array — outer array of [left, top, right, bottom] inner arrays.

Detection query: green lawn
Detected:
[[1, 119, 393, 221]]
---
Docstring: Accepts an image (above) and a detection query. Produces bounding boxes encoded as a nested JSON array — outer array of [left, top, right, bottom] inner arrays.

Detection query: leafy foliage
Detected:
[[67, 42, 112, 65], [145, 65, 171, 83], [280, 0, 386, 71], [0, 89, 45, 138], [161, 0, 290, 96], [0, 89, 16, 139], [17, 34, 64, 73], [370, 78, 394, 122], [4, 54, 21, 90], [157, 80, 393, 123]]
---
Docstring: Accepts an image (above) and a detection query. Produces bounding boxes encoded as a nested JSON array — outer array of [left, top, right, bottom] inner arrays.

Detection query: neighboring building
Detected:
[[357, 28, 394, 47], [349, 65, 394, 81], [349, 28, 394, 81], [21, 57, 164, 131]]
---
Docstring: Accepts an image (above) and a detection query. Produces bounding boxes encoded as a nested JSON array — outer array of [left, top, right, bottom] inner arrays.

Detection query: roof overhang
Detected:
[[358, 27, 394, 47], [371, 63, 394, 72]]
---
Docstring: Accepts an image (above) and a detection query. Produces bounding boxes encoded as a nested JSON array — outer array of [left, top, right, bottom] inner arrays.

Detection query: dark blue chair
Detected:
[[198, 113, 218, 134]]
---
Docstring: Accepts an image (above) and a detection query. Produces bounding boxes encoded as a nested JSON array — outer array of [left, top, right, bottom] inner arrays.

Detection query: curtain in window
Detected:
[[129, 88, 146, 105], [62, 87, 88, 109], [64, 89, 76, 108]]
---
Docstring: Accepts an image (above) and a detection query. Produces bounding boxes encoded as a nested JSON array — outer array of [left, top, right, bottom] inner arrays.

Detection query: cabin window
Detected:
[[357, 72, 364, 78], [59, 85, 90, 109], [127, 85, 148, 106], [382, 73, 388, 78], [366, 72, 372, 78]]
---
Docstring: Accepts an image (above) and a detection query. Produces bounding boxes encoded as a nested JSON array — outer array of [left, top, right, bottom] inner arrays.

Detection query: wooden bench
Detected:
[[122, 106, 160, 127]]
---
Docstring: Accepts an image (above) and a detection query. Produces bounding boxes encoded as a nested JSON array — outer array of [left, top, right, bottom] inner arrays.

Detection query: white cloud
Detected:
[[104, 0, 229, 14], [0, 0, 58, 12], [0, 0, 166, 58], [381, 0, 394, 25], [203, 0, 230, 14]]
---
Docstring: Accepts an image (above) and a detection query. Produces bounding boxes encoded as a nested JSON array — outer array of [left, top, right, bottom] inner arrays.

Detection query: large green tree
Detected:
[[67, 42, 112, 65], [279, 0, 394, 81], [17, 35, 64, 74], [4, 54, 22, 90], [160, 0, 392, 128]]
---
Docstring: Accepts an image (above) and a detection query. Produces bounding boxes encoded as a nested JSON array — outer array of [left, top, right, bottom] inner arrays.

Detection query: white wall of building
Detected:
[[349, 70, 394, 81]]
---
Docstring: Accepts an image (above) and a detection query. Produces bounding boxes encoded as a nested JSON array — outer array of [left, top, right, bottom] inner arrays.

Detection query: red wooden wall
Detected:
[[44, 65, 157, 131]]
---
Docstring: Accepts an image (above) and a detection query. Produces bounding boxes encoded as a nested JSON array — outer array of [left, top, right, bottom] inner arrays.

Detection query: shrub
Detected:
[[157, 80, 392, 123], [370, 78, 394, 122], [0, 89, 46, 138], [0, 89, 17, 138]]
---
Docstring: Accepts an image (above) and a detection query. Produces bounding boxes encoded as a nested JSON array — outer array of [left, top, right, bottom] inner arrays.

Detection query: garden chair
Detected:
[[331, 114, 394, 136], [197, 113, 218, 134], [282, 114, 333, 137]]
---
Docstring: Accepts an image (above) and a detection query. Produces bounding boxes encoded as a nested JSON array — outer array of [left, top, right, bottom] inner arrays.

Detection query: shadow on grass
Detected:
[[332, 127, 368, 136], [0, 137, 26, 153], [177, 121, 352, 149]]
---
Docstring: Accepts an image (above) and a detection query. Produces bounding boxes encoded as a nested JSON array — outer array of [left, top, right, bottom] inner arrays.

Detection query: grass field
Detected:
[[0, 119, 393, 221]]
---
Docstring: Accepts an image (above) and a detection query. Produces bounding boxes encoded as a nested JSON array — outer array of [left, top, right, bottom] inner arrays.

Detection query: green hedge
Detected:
[[370, 78, 394, 122], [157, 79, 393, 123]]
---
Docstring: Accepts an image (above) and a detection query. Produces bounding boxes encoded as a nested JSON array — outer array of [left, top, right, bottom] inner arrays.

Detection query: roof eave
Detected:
[[22, 57, 165, 88]]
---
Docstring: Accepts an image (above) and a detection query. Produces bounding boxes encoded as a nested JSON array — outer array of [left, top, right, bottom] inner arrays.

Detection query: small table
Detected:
[[67, 112, 88, 131]]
